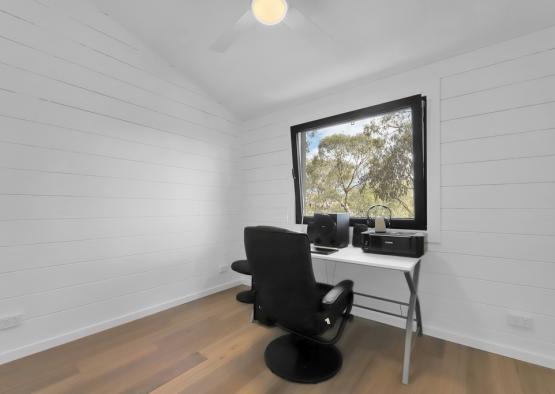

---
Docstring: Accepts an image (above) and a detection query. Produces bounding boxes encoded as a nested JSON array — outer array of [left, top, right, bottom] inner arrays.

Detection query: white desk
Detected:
[[312, 245, 419, 271], [312, 245, 423, 385]]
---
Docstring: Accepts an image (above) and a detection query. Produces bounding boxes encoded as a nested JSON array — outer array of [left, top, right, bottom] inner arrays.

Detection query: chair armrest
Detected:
[[311, 280, 354, 338], [321, 279, 353, 316]]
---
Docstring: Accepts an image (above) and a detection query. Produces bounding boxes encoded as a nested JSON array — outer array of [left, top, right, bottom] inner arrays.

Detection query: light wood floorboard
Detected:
[[1, 286, 554, 394]]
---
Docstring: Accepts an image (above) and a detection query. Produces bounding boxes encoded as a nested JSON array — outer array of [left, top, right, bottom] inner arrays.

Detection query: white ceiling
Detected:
[[92, 0, 555, 119]]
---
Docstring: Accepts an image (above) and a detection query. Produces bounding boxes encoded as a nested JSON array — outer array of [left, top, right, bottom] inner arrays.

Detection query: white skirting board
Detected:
[[0, 279, 243, 366], [233, 279, 555, 369], [352, 306, 555, 370], [236, 276, 555, 369], [3, 280, 553, 370]]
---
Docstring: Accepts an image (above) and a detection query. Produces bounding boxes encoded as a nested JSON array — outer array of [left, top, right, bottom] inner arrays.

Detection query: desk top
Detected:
[[311, 245, 420, 272]]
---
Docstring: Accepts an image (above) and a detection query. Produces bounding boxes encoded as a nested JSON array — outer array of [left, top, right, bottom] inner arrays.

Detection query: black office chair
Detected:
[[230, 259, 255, 304], [244, 226, 354, 383]]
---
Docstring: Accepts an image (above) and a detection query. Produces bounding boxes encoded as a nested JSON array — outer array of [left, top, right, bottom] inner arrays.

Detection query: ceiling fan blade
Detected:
[[290, 0, 322, 16], [284, 6, 334, 43], [210, 10, 255, 53]]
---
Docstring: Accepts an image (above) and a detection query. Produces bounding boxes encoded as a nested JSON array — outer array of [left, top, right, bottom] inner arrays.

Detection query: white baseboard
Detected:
[[4, 281, 553, 371], [352, 306, 555, 370], [0, 279, 243, 366], [423, 324, 555, 370]]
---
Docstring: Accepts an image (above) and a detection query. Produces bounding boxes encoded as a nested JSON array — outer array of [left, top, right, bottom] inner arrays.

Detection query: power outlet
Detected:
[[0, 314, 23, 330], [507, 313, 533, 330], [219, 265, 229, 274]]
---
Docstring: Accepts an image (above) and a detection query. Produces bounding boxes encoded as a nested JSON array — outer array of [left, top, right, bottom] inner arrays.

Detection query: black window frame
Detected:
[[290, 94, 427, 230]]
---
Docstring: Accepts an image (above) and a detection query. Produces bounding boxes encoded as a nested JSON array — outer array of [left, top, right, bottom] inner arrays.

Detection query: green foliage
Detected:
[[304, 109, 414, 218]]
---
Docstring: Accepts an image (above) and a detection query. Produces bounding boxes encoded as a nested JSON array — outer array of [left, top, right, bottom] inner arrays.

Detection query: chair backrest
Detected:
[[244, 226, 321, 331]]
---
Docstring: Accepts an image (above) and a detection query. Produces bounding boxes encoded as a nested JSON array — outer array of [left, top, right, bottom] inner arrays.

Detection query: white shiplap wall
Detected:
[[239, 27, 555, 368], [0, 0, 242, 364]]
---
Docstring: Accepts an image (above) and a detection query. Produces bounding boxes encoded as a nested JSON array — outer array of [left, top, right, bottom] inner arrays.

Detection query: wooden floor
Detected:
[[1, 286, 555, 394]]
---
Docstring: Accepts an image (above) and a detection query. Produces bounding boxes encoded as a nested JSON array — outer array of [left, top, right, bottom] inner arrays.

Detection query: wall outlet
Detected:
[[219, 265, 229, 274], [507, 313, 533, 330], [0, 314, 23, 330]]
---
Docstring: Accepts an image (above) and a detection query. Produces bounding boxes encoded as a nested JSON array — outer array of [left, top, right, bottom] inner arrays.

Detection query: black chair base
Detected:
[[264, 334, 342, 384], [235, 289, 255, 304]]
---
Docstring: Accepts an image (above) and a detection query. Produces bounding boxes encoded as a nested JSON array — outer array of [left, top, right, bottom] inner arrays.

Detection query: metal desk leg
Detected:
[[412, 263, 422, 336], [402, 261, 421, 384], [415, 296, 423, 336]]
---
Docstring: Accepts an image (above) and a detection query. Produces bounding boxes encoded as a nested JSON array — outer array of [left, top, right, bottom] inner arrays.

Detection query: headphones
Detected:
[[366, 205, 392, 228]]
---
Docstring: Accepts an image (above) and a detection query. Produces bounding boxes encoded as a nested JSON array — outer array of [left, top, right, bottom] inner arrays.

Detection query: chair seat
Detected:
[[231, 260, 251, 275]]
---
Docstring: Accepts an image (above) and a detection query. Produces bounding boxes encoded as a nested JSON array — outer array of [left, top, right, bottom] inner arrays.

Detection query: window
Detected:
[[291, 95, 426, 230]]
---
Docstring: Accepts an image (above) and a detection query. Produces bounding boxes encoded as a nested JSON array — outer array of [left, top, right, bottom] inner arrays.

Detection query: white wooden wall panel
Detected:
[[421, 272, 555, 317], [442, 128, 555, 164], [442, 183, 555, 209], [243, 179, 291, 196], [441, 48, 555, 99], [0, 142, 233, 186], [441, 101, 555, 143], [423, 252, 555, 290], [441, 209, 555, 235], [0, 92, 235, 161], [421, 296, 555, 363], [0, 0, 241, 364], [439, 231, 555, 263], [0, 0, 235, 117], [0, 20, 228, 124], [243, 135, 290, 157], [239, 27, 555, 368], [0, 168, 238, 200], [438, 27, 555, 78], [442, 74, 555, 122], [0, 40, 234, 131], [423, 298, 555, 347], [0, 195, 237, 221], [0, 247, 220, 299], [243, 165, 291, 183], [442, 156, 555, 186], [0, 274, 227, 357], [0, 216, 236, 246], [240, 150, 288, 170], [0, 232, 241, 274]]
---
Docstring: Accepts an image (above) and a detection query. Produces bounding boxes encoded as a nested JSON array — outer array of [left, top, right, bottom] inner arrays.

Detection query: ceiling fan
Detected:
[[210, 0, 329, 53]]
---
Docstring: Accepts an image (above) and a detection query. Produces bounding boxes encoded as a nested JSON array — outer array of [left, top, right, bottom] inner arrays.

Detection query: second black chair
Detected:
[[230, 259, 255, 304], [244, 226, 354, 383]]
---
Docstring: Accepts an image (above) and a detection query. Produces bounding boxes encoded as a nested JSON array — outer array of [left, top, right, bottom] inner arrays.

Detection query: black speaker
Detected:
[[307, 213, 350, 248], [352, 223, 368, 247]]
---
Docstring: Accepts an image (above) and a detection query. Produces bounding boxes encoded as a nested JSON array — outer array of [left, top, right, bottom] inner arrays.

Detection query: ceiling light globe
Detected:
[[251, 0, 288, 26]]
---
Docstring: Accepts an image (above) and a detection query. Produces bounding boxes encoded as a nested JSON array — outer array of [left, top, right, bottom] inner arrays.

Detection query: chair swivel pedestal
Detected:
[[230, 259, 255, 304], [264, 333, 342, 383]]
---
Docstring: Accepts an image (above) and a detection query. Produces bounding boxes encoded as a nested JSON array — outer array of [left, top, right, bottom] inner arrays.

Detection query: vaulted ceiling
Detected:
[[92, 0, 555, 119]]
